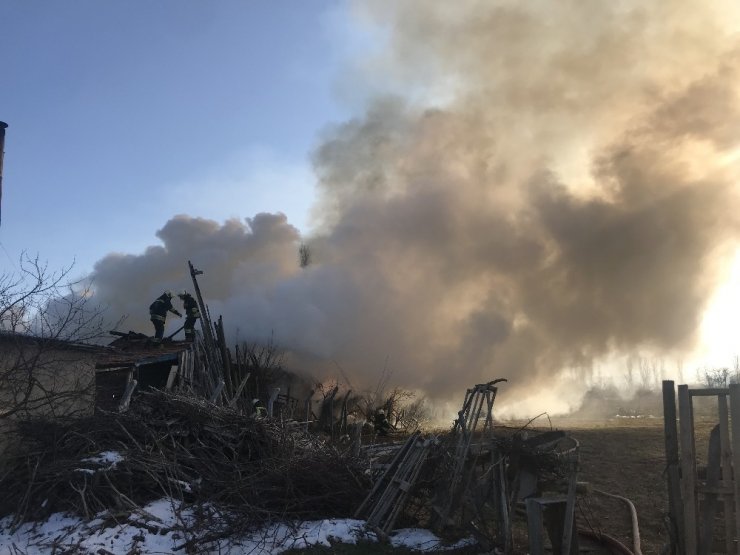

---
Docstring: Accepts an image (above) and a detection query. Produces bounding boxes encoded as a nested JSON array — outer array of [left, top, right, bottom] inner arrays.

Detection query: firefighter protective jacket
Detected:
[[182, 294, 200, 319], [149, 294, 179, 322]]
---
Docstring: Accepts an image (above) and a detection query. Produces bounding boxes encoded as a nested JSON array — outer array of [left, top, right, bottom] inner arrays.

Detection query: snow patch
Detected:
[[82, 450, 124, 468], [0, 499, 475, 554]]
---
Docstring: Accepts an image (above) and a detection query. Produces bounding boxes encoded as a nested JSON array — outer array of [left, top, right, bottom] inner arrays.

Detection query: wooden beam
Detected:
[[690, 388, 730, 397], [165, 364, 178, 390], [729, 383, 740, 554], [228, 373, 250, 408], [209, 379, 225, 404], [678, 384, 698, 553], [267, 387, 281, 418], [118, 379, 138, 412], [663, 380, 685, 555]]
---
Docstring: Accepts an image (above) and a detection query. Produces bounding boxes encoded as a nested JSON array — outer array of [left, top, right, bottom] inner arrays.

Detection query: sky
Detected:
[[3, 1, 740, 415], [0, 1, 358, 274]]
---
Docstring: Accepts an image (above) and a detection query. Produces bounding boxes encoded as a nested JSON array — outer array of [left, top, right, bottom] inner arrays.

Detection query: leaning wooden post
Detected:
[[729, 383, 740, 554], [663, 380, 685, 555], [351, 421, 363, 457], [678, 384, 698, 553], [304, 390, 315, 432], [340, 390, 352, 435], [209, 379, 225, 404], [188, 261, 217, 347], [229, 372, 251, 408], [717, 393, 735, 555], [165, 363, 179, 391], [267, 387, 280, 418], [330, 386, 340, 439], [216, 316, 234, 394], [119, 380, 138, 413]]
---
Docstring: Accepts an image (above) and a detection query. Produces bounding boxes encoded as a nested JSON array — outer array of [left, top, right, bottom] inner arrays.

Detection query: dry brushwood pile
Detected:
[[0, 390, 369, 538]]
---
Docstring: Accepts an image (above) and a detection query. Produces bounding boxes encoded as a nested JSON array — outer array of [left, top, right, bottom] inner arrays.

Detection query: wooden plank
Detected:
[[696, 485, 735, 495], [354, 432, 419, 518], [690, 388, 730, 397], [719, 394, 734, 555], [383, 439, 431, 534], [367, 434, 422, 529], [729, 383, 740, 554], [498, 451, 512, 552], [165, 364, 178, 391], [526, 498, 545, 555], [699, 425, 721, 555], [678, 384, 698, 553], [304, 390, 315, 432], [228, 373, 251, 408], [118, 379, 138, 412], [209, 379, 225, 404], [268, 387, 281, 418], [560, 445, 579, 555], [663, 380, 685, 555]]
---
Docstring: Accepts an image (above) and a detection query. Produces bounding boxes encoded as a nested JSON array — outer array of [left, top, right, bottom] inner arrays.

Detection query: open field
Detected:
[[561, 419, 669, 555], [536, 416, 718, 555]]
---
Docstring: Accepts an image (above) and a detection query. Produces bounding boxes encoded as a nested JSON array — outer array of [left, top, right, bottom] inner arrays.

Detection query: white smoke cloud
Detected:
[[89, 0, 740, 415]]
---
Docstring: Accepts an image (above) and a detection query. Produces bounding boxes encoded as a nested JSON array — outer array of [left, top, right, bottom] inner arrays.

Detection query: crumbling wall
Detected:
[[0, 336, 98, 463]]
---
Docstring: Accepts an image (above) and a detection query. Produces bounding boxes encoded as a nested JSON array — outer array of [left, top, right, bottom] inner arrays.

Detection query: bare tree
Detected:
[[298, 243, 311, 269], [675, 358, 685, 384], [638, 357, 652, 390], [0, 254, 110, 422], [235, 333, 285, 402], [700, 366, 731, 388], [624, 356, 635, 390]]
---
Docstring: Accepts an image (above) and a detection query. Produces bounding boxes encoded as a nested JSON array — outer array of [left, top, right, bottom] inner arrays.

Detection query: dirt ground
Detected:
[[548, 416, 717, 555], [561, 419, 669, 555]]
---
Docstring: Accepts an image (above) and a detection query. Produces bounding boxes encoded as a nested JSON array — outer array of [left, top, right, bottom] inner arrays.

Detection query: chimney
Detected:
[[0, 121, 7, 227]]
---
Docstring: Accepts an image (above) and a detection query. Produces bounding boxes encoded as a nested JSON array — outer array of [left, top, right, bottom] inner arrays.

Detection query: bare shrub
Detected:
[[235, 334, 285, 403], [354, 386, 431, 433], [699, 366, 731, 388], [0, 255, 110, 423]]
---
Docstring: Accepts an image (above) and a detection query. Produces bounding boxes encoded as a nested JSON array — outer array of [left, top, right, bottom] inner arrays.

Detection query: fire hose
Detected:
[[591, 487, 643, 555]]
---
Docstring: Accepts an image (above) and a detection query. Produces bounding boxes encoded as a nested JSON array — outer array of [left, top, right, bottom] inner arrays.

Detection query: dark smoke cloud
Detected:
[[88, 1, 740, 414]]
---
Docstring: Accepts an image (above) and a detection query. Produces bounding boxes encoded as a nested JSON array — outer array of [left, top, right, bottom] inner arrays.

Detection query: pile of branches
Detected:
[[0, 390, 369, 540]]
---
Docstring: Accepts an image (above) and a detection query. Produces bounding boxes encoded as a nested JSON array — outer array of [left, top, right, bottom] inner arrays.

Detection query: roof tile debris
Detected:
[[96, 331, 192, 369]]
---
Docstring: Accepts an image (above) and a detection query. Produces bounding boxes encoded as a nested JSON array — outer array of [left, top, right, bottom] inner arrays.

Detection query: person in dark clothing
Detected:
[[373, 409, 393, 436], [149, 290, 181, 342], [178, 290, 200, 341]]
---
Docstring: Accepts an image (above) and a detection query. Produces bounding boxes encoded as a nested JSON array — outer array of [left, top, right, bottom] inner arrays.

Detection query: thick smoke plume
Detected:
[[90, 1, 740, 414]]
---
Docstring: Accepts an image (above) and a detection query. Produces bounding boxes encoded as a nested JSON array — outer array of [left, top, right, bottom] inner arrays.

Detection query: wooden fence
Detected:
[[663, 380, 740, 554]]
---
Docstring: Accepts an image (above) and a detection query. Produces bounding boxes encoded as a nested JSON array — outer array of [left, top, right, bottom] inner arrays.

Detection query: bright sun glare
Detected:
[[698, 248, 740, 367]]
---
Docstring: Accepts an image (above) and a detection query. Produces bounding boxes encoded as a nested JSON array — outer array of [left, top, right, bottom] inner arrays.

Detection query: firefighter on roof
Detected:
[[178, 290, 200, 341], [149, 290, 181, 342]]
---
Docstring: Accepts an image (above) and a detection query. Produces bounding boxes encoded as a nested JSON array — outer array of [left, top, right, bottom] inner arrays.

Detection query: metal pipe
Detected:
[[0, 121, 7, 227]]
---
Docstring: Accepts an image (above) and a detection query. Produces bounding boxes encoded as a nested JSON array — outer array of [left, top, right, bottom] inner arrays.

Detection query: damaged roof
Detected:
[[96, 331, 193, 370], [0, 330, 110, 354]]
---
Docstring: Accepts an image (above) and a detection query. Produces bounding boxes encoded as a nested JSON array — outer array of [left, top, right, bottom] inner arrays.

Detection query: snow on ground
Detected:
[[74, 450, 125, 475], [0, 498, 475, 554]]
